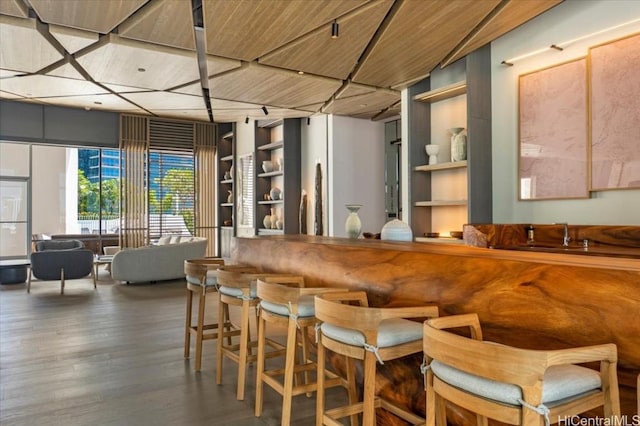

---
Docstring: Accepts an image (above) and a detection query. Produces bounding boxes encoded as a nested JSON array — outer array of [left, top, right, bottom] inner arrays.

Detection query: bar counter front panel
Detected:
[[231, 235, 640, 425]]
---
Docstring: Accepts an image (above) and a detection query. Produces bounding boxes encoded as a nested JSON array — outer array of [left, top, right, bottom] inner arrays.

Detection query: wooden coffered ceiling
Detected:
[[0, 0, 562, 123]]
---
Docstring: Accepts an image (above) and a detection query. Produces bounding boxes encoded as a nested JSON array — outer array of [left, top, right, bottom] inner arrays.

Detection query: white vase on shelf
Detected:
[[345, 205, 362, 238], [425, 144, 439, 165], [448, 127, 467, 162]]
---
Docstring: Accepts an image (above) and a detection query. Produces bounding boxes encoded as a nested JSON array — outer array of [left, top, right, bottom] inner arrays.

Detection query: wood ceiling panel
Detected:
[[203, 0, 368, 60], [323, 87, 399, 116], [118, 0, 195, 51], [0, 15, 64, 73], [0, 75, 108, 98], [120, 91, 207, 116], [352, 0, 499, 88], [104, 83, 153, 93], [209, 98, 308, 122], [48, 24, 99, 54], [76, 34, 199, 90], [1, 69, 26, 78], [207, 55, 242, 76], [36, 93, 145, 113], [443, 0, 563, 66], [28, 0, 149, 33], [260, 0, 393, 80], [0, 0, 29, 18], [46, 62, 85, 79], [0, 90, 24, 99], [209, 63, 342, 108]]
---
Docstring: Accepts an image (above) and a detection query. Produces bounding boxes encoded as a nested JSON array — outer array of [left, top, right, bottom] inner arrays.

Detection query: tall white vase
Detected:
[[345, 205, 362, 238]]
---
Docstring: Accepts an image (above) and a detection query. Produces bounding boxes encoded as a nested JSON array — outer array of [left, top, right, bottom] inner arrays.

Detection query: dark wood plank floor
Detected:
[[0, 267, 347, 426]]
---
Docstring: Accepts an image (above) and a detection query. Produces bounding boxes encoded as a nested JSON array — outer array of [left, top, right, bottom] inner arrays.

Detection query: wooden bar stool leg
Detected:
[[216, 297, 226, 385], [184, 288, 193, 358], [346, 356, 358, 426], [299, 326, 312, 396], [254, 310, 267, 417], [224, 301, 232, 346], [362, 352, 377, 425], [194, 289, 206, 371], [281, 317, 299, 425], [316, 333, 326, 426], [236, 299, 251, 400]]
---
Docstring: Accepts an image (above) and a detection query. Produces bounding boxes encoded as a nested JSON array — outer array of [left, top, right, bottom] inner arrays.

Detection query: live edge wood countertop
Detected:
[[231, 235, 640, 425]]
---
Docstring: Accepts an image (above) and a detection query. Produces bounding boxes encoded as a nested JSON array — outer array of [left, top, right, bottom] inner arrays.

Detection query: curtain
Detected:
[[119, 115, 149, 249], [194, 123, 216, 256]]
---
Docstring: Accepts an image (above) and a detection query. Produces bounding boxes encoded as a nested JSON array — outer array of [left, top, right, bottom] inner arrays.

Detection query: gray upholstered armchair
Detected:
[[28, 240, 96, 294]]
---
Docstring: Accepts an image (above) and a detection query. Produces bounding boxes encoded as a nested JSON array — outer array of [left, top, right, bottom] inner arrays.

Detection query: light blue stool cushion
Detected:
[[430, 360, 601, 406], [186, 270, 217, 287], [320, 318, 422, 348], [219, 284, 257, 299], [259, 295, 316, 318]]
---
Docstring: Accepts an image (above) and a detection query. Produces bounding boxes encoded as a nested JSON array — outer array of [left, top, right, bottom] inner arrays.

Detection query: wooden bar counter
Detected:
[[231, 235, 640, 425]]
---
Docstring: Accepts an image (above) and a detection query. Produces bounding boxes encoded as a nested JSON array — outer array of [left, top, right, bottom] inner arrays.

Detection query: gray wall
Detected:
[[0, 100, 118, 147]]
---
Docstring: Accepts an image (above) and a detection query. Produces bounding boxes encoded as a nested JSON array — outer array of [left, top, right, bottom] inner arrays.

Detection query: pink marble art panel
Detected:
[[519, 58, 588, 200], [590, 32, 640, 190]]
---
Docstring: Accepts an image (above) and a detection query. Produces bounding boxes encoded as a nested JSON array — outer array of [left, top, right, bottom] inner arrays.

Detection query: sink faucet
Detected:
[[554, 223, 571, 247]]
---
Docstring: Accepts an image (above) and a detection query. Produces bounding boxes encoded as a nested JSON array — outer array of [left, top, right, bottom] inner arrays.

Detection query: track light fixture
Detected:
[[261, 105, 268, 115], [245, 116, 249, 124], [331, 20, 339, 39]]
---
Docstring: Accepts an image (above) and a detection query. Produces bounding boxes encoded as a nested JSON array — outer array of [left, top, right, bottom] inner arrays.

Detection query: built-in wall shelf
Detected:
[[220, 131, 234, 139], [217, 123, 235, 258], [413, 81, 466, 103], [258, 200, 284, 205], [258, 229, 284, 236], [257, 141, 283, 150], [220, 179, 233, 184], [414, 161, 467, 172], [220, 203, 233, 207], [220, 154, 233, 161], [258, 171, 283, 178], [415, 200, 468, 207]]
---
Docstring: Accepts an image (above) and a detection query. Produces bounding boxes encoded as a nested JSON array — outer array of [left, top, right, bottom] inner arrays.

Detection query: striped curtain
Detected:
[[194, 123, 216, 256], [119, 115, 149, 248]]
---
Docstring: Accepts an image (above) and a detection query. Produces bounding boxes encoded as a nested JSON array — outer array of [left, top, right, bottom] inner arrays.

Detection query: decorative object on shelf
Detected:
[[276, 209, 284, 230], [345, 205, 362, 239], [449, 231, 463, 239], [269, 187, 281, 201], [224, 170, 231, 180], [277, 158, 284, 171], [425, 144, 439, 165], [449, 127, 467, 162], [314, 163, 323, 236], [425, 232, 440, 238], [363, 232, 381, 239], [263, 213, 272, 229], [270, 208, 277, 230], [299, 190, 307, 234], [381, 219, 413, 241], [223, 219, 232, 226], [227, 190, 233, 203], [262, 160, 273, 173]]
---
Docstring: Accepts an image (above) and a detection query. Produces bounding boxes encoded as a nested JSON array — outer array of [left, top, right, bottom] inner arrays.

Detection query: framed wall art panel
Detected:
[[518, 57, 589, 200], [589, 32, 640, 191]]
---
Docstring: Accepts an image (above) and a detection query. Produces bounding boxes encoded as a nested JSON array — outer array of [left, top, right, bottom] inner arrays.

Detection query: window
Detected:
[[78, 148, 120, 234], [238, 154, 254, 227], [148, 150, 194, 240]]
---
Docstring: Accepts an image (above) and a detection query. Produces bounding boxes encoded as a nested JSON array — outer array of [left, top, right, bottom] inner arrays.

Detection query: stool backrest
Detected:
[[423, 313, 618, 388], [257, 276, 305, 305], [184, 258, 225, 282], [216, 265, 261, 289]]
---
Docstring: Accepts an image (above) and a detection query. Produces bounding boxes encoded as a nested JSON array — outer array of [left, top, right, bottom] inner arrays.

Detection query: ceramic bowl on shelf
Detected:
[[450, 231, 463, 239], [262, 160, 274, 173], [380, 219, 413, 242], [269, 187, 282, 200]]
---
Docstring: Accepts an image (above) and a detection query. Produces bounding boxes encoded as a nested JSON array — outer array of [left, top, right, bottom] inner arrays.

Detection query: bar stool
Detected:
[[183, 258, 238, 371], [215, 265, 289, 400], [255, 276, 351, 425], [314, 291, 439, 426], [422, 313, 620, 426], [636, 373, 639, 417]]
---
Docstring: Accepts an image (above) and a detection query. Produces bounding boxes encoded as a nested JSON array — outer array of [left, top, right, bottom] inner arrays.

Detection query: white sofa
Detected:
[[111, 236, 207, 283]]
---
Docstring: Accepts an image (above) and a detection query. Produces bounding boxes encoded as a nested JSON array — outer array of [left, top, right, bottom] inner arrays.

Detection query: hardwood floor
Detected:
[[0, 267, 347, 426]]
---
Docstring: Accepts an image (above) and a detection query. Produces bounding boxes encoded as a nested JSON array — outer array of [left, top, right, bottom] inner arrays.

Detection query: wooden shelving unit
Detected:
[[217, 123, 235, 257]]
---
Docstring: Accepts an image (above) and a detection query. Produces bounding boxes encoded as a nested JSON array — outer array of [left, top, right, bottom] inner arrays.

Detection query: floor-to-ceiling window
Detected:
[[77, 148, 120, 235], [0, 143, 30, 258]]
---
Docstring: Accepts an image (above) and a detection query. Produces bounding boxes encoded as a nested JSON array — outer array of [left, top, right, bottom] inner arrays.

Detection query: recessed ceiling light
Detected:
[[137, 67, 146, 72], [94, 101, 102, 105], [298, 71, 304, 75]]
